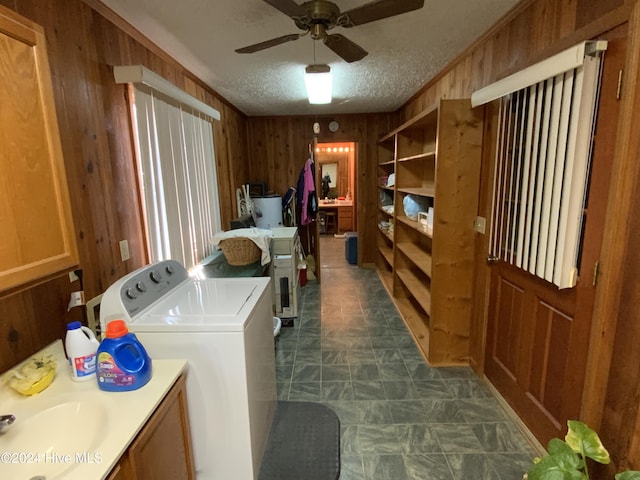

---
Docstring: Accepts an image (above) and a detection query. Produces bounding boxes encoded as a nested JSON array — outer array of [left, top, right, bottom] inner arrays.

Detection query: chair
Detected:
[[318, 211, 327, 234], [325, 210, 337, 234]]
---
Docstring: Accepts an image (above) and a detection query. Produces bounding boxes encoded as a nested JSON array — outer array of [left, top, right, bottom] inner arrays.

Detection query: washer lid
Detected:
[[128, 278, 266, 332]]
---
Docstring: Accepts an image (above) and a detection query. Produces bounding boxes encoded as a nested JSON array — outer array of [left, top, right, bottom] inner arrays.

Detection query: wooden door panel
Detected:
[[484, 27, 626, 446], [492, 275, 525, 380], [529, 300, 573, 425], [489, 266, 574, 426], [487, 264, 576, 441]]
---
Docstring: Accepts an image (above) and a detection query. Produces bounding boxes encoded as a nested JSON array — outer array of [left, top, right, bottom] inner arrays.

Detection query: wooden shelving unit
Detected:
[[376, 129, 396, 286], [375, 99, 484, 366]]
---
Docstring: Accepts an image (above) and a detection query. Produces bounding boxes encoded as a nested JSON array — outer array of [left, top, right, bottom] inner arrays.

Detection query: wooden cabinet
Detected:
[[108, 374, 195, 480], [376, 99, 484, 366], [0, 6, 78, 294], [106, 462, 129, 480], [337, 206, 354, 233]]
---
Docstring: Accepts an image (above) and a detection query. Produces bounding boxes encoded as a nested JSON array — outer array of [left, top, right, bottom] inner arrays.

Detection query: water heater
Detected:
[[252, 195, 283, 229]]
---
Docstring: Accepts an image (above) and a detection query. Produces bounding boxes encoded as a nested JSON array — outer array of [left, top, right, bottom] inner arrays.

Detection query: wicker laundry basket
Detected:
[[219, 238, 261, 266]]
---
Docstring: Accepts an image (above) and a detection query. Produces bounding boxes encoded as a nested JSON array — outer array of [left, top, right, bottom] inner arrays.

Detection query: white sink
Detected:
[[1, 400, 108, 479]]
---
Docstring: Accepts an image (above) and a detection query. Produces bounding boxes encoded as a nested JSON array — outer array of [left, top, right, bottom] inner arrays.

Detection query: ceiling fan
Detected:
[[235, 0, 425, 63]]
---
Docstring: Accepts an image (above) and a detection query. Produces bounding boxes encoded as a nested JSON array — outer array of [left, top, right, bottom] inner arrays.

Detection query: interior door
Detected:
[[484, 27, 627, 445]]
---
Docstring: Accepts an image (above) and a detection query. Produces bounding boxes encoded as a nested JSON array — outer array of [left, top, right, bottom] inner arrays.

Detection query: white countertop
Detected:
[[318, 199, 353, 207], [0, 340, 187, 480]]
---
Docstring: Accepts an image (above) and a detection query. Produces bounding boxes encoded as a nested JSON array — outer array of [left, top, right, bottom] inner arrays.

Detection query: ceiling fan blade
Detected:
[[263, 0, 305, 19], [235, 33, 302, 54], [340, 0, 425, 27], [323, 34, 368, 63]]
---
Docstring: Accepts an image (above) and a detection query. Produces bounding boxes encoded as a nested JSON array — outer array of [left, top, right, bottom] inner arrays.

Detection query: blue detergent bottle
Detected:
[[96, 320, 152, 392]]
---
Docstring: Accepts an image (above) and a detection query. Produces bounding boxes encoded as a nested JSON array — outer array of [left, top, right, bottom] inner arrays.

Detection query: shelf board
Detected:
[[378, 131, 396, 145], [393, 296, 431, 361], [378, 244, 394, 267], [397, 186, 435, 197], [378, 225, 393, 242], [378, 185, 395, 192], [396, 242, 432, 278], [395, 268, 431, 315], [378, 268, 393, 293], [378, 159, 395, 166], [397, 151, 436, 163], [378, 206, 393, 217], [383, 104, 438, 139], [396, 215, 433, 238]]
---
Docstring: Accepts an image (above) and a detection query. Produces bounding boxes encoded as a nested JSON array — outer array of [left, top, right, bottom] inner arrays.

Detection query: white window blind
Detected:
[[473, 41, 607, 289], [130, 85, 222, 270]]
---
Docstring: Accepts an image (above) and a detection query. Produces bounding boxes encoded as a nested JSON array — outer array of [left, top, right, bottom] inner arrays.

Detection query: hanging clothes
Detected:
[[282, 187, 297, 227], [296, 157, 318, 225]]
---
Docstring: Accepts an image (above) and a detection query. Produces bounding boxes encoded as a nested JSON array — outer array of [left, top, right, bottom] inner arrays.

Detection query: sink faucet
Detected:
[[0, 414, 15, 433]]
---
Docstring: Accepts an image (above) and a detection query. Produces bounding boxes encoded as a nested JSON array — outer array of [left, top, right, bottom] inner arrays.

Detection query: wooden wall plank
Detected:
[[1, 1, 640, 472], [398, 0, 639, 466], [0, 0, 248, 372], [246, 114, 396, 266], [588, 1, 640, 474]]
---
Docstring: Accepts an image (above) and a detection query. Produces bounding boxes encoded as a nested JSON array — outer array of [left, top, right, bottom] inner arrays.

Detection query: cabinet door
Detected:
[[0, 6, 78, 293], [127, 375, 195, 480], [106, 460, 132, 480], [338, 206, 353, 232]]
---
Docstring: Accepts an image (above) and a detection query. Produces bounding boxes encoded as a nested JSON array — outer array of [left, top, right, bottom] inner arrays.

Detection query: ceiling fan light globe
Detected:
[[304, 65, 332, 104]]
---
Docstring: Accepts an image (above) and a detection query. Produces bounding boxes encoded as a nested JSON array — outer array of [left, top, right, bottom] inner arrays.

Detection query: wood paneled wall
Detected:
[[246, 114, 397, 265], [3, 0, 640, 473], [396, 0, 640, 472], [403, 0, 629, 121], [0, 0, 248, 372]]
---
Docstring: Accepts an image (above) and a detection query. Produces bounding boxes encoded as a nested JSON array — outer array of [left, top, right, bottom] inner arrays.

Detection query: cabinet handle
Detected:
[[486, 255, 499, 265]]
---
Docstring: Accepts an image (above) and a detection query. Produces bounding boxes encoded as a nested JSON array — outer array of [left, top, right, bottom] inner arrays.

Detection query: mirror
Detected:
[[316, 142, 355, 200], [321, 163, 338, 198]]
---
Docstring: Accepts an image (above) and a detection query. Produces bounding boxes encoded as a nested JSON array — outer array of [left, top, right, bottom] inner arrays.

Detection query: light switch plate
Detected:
[[474, 216, 486, 234], [119, 240, 130, 261]]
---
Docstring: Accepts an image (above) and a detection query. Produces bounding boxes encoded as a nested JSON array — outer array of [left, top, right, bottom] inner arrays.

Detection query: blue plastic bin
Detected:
[[345, 232, 358, 265]]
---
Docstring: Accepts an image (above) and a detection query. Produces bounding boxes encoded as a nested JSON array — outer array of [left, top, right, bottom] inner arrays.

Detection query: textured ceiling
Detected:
[[100, 0, 519, 116]]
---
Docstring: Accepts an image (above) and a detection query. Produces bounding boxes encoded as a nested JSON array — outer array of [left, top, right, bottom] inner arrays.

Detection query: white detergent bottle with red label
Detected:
[[65, 321, 100, 381]]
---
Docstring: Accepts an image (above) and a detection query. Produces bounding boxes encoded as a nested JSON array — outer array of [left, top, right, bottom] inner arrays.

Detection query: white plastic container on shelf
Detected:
[[64, 321, 100, 381]]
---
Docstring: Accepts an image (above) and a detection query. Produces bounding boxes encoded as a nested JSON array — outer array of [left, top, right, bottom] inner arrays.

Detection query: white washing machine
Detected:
[[100, 260, 276, 480]]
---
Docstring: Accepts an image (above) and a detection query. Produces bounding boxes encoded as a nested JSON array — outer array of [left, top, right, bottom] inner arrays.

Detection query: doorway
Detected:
[[315, 142, 357, 275]]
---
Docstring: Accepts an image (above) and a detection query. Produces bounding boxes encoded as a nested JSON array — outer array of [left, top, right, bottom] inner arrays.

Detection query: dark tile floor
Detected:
[[274, 235, 537, 480]]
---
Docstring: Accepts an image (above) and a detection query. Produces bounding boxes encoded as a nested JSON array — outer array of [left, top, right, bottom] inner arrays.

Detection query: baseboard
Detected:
[[482, 375, 546, 455]]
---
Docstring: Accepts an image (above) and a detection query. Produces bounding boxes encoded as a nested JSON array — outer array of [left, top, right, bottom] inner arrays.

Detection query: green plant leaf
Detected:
[[526, 448, 583, 480], [565, 420, 611, 464], [616, 472, 640, 480], [548, 439, 576, 456]]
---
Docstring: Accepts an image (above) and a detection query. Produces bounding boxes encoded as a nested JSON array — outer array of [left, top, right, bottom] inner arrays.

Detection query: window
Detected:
[[129, 85, 221, 270], [472, 41, 607, 289]]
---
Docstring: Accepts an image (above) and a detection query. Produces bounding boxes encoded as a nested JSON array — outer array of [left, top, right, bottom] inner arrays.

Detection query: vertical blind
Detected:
[[473, 41, 606, 289], [131, 85, 222, 270]]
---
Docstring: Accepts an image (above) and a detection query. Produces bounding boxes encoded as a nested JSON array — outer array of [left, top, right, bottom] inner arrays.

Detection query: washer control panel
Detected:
[[100, 260, 189, 328], [118, 260, 188, 318]]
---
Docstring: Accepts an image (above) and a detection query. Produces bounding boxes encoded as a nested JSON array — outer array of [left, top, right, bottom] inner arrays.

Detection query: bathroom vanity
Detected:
[[318, 200, 354, 233], [0, 341, 192, 480], [106, 374, 193, 480]]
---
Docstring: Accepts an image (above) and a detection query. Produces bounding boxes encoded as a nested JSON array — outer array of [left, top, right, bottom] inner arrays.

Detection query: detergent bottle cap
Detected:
[[105, 320, 129, 339], [67, 321, 82, 330]]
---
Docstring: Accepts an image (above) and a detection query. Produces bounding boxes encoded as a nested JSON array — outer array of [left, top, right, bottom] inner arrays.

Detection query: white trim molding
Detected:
[[471, 41, 608, 107], [113, 65, 221, 120]]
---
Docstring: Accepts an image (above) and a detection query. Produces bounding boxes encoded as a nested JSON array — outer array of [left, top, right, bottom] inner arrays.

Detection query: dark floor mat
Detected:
[[259, 401, 341, 480]]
